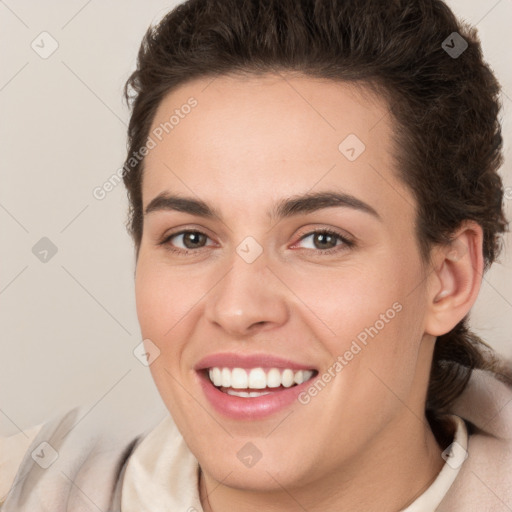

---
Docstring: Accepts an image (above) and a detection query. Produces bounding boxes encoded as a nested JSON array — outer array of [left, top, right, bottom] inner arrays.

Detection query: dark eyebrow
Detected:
[[144, 191, 381, 221], [271, 191, 380, 221]]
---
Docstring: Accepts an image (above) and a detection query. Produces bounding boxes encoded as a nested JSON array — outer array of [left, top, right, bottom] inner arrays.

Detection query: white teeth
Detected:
[[248, 368, 267, 389], [207, 366, 315, 389], [231, 368, 248, 388], [210, 367, 222, 387], [226, 389, 272, 397], [221, 368, 231, 387], [281, 369, 295, 388], [267, 368, 282, 388], [302, 370, 314, 382]]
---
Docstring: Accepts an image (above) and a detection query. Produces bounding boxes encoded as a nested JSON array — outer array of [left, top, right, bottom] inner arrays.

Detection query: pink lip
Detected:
[[195, 369, 317, 420], [194, 352, 317, 371], [194, 352, 315, 420], [193, 352, 318, 420]]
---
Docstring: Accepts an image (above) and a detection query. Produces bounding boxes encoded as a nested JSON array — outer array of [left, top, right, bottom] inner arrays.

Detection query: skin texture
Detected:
[[134, 73, 483, 512]]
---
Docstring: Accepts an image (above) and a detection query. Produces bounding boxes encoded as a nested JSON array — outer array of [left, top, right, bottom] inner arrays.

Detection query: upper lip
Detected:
[[194, 352, 317, 371]]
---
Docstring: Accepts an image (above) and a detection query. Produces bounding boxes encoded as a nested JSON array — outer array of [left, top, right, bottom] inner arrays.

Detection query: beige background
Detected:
[[1, 0, 511, 436]]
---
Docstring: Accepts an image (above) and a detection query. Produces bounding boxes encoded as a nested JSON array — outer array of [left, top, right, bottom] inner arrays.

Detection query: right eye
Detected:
[[159, 230, 215, 254]]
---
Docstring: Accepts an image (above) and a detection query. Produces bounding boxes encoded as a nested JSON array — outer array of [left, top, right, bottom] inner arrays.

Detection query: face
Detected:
[[135, 73, 435, 492]]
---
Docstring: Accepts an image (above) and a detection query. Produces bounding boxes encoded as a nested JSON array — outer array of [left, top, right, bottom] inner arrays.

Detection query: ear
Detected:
[[424, 221, 484, 336]]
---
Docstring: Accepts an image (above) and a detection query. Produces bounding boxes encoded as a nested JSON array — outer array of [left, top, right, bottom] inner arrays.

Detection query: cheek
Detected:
[[286, 260, 405, 341], [287, 254, 425, 382], [134, 254, 197, 338], [134, 255, 205, 392], [135, 259, 195, 419]]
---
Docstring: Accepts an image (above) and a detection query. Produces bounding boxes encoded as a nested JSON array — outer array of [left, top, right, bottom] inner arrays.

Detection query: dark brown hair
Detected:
[[122, 0, 511, 417]]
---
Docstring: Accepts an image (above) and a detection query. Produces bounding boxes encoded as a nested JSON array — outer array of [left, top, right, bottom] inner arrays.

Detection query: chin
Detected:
[[206, 460, 306, 492]]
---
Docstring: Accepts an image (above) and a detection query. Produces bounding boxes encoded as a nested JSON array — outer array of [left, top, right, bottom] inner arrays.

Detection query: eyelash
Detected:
[[158, 227, 355, 256]]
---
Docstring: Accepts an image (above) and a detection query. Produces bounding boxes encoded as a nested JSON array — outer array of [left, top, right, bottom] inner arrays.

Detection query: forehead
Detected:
[[142, 73, 413, 221]]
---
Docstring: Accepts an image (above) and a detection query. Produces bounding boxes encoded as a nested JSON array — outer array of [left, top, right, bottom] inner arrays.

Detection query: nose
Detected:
[[204, 252, 290, 337]]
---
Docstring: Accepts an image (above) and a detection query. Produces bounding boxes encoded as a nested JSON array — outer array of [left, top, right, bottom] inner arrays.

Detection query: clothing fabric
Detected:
[[1, 406, 145, 511], [1, 367, 512, 511]]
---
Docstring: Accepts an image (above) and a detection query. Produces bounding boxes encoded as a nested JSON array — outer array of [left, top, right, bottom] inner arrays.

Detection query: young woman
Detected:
[[2, 0, 512, 510]]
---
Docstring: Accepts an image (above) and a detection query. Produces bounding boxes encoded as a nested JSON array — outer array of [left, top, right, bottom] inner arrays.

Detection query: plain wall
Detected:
[[1, 0, 511, 435]]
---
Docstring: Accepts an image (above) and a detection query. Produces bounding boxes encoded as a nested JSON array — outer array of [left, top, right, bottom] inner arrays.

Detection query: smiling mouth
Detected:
[[204, 366, 318, 397]]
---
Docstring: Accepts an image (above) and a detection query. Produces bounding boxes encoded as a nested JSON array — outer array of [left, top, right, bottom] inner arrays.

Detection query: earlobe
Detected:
[[425, 222, 484, 336]]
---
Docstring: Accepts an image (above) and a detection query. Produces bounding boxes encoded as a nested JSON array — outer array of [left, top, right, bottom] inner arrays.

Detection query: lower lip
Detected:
[[196, 370, 316, 420]]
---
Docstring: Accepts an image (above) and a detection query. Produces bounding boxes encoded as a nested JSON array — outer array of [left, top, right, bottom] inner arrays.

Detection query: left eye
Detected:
[[294, 229, 352, 252]]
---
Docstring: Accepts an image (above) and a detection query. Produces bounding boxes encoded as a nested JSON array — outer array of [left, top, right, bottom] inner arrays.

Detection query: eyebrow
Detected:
[[144, 190, 381, 221]]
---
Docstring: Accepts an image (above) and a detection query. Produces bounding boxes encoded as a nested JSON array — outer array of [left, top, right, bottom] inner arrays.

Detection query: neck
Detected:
[[199, 412, 445, 512]]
